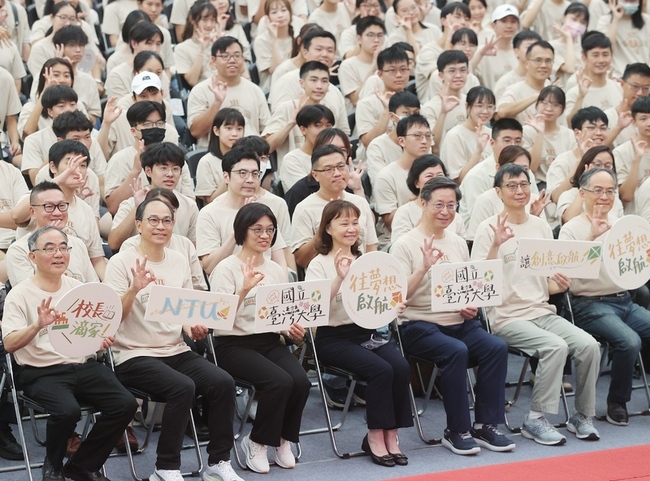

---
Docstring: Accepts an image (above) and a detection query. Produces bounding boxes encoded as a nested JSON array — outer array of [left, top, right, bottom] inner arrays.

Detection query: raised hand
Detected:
[[103, 96, 123, 125], [576, 129, 594, 154], [54, 154, 87, 190], [217, 13, 230, 33], [374, 88, 395, 109], [530, 189, 551, 216], [489, 213, 515, 247], [130, 256, 157, 292], [347, 157, 365, 192], [608, 0, 624, 19], [552, 22, 573, 40], [334, 248, 353, 279], [440, 91, 461, 114], [37, 297, 61, 328], [241, 256, 265, 291], [475, 124, 490, 150], [131, 176, 148, 207], [421, 234, 445, 269], [267, 19, 279, 39], [586, 205, 611, 239], [525, 113, 546, 134], [209, 75, 228, 103], [576, 68, 593, 97], [77, 183, 95, 200], [631, 133, 648, 159], [395, 14, 412, 30], [479, 35, 501, 57]]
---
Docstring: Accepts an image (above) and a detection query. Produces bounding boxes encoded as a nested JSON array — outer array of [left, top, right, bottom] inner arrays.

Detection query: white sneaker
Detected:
[[274, 439, 295, 469], [150, 469, 185, 481], [241, 434, 269, 474], [203, 460, 244, 481]]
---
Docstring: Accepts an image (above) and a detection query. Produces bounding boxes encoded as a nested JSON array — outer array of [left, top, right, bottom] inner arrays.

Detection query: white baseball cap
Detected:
[[491, 4, 519, 22], [131, 71, 162, 95]]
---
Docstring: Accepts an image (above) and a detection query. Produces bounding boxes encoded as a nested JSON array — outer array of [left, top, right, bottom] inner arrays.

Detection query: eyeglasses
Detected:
[[232, 169, 261, 179], [32, 245, 72, 255], [31, 202, 70, 213], [398, 5, 420, 14], [381, 67, 410, 75], [501, 181, 531, 192], [623, 80, 650, 95], [404, 132, 433, 142], [429, 202, 458, 212], [155, 165, 182, 175], [248, 227, 276, 237], [455, 41, 477, 50], [538, 100, 562, 109], [215, 53, 244, 61], [472, 104, 495, 112], [364, 32, 385, 40], [589, 162, 614, 169], [444, 67, 469, 76], [583, 124, 608, 133], [313, 163, 348, 175], [139, 120, 166, 129], [145, 216, 174, 227], [529, 58, 553, 66], [55, 14, 77, 22], [360, 2, 381, 8], [583, 188, 616, 197]]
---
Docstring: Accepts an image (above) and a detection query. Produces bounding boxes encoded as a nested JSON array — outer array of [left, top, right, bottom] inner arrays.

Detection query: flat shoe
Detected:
[[361, 435, 395, 467], [390, 452, 408, 466]]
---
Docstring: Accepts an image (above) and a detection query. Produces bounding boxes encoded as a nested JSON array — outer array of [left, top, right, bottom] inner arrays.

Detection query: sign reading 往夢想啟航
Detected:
[[603, 215, 650, 290]]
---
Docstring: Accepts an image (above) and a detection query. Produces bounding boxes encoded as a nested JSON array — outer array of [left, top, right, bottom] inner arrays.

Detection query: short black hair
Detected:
[[407, 155, 448, 196], [526, 40, 554, 57], [451, 28, 478, 46], [311, 144, 345, 167], [581, 31, 611, 53], [622, 62, 650, 81], [222, 148, 260, 173], [396, 114, 430, 137], [513, 29, 542, 49], [128, 22, 163, 53], [389, 91, 420, 113], [420, 176, 462, 202], [141, 142, 185, 170], [233, 203, 277, 246], [494, 163, 529, 188], [440, 2, 471, 22], [296, 104, 335, 128], [135, 197, 175, 222], [49, 139, 89, 176], [571, 106, 608, 130], [466, 86, 496, 107], [299, 60, 330, 79], [211, 35, 243, 56], [232, 137, 270, 157], [537, 85, 566, 112], [37, 59, 74, 97], [41, 85, 78, 119], [52, 110, 93, 138], [565, 2, 589, 25], [632, 96, 650, 117], [133, 51, 165, 73], [491, 118, 523, 139], [301, 29, 336, 50], [126, 101, 166, 127], [52, 25, 88, 46], [28, 226, 68, 253], [30, 181, 63, 205], [208, 108, 246, 157], [437, 50, 468, 72], [122, 9, 150, 44], [356, 15, 385, 35], [377, 45, 410, 71], [145, 188, 180, 210]]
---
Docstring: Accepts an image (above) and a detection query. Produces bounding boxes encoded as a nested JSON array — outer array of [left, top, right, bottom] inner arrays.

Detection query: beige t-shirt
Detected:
[[104, 246, 192, 365], [308, 4, 351, 41], [387, 23, 441, 51], [279, 148, 311, 193], [390, 200, 466, 244], [305, 252, 351, 328], [522, 0, 569, 41], [596, 14, 650, 77], [498, 80, 543, 124], [458, 154, 496, 230], [565, 80, 623, 117], [392, 227, 467, 326], [1, 1, 29, 49], [291, 191, 378, 253], [120, 233, 208, 291], [471, 214, 556, 330], [373, 161, 410, 216], [6, 233, 98, 287], [522, 125, 576, 182], [0, 161, 29, 249], [414, 42, 444, 103], [34, 164, 101, 219], [493, 69, 525, 100], [174, 38, 214, 83], [210, 255, 288, 337], [338, 54, 374, 99], [1, 276, 88, 367], [0, 42, 26, 80], [556, 187, 624, 222], [112, 192, 198, 243], [256, 189, 292, 245], [187, 77, 270, 148], [252, 32, 293, 92], [476, 47, 518, 92], [614, 139, 650, 214], [440, 124, 492, 180], [421, 94, 467, 144], [194, 152, 223, 198], [634, 176, 650, 224], [546, 149, 579, 197], [355, 93, 390, 140], [559, 212, 622, 296], [0, 68, 21, 137], [366, 133, 403, 185], [262, 99, 305, 170], [101, 0, 138, 36], [606, 106, 637, 148]]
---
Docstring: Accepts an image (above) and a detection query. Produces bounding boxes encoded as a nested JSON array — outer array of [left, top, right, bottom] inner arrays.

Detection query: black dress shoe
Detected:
[[42, 457, 64, 481], [389, 452, 409, 466], [361, 434, 395, 467], [0, 427, 24, 460], [62, 459, 110, 481]]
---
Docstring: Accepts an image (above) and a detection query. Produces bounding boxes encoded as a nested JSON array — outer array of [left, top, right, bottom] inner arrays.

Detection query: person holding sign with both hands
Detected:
[[210, 203, 310, 475], [306, 200, 413, 468]]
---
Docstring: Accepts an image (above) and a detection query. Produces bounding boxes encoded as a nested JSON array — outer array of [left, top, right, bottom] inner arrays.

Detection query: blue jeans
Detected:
[[399, 320, 508, 432], [571, 293, 650, 404]]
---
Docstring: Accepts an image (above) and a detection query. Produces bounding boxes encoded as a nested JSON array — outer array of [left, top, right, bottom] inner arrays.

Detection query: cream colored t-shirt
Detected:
[[391, 200, 466, 244], [493, 69, 525, 100], [498, 80, 543, 124], [421, 94, 467, 144], [476, 47, 518, 92], [458, 155, 496, 230], [556, 187, 624, 222], [305, 252, 352, 328], [596, 14, 650, 77], [279, 148, 311, 193], [253, 32, 293, 92], [522, 125, 576, 182], [565, 80, 623, 117], [194, 152, 223, 198], [366, 133, 403, 185], [0, 161, 29, 249], [373, 161, 410, 216], [101, 0, 138, 36], [522, 0, 569, 41], [387, 23, 441, 51], [339, 55, 374, 99], [441, 124, 492, 181], [262, 99, 305, 170], [614, 139, 650, 214], [308, 4, 351, 40], [104, 246, 193, 365], [174, 38, 214, 83], [546, 149, 579, 197]]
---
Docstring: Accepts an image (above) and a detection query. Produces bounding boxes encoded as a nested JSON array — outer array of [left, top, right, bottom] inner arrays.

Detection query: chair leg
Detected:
[[629, 352, 650, 416]]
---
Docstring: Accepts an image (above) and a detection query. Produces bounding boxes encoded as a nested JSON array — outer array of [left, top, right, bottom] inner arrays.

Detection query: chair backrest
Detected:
[[185, 148, 208, 187]]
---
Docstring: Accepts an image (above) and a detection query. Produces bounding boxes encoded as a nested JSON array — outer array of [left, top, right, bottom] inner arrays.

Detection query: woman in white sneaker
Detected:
[[211, 203, 311, 474], [306, 200, 413, 467]]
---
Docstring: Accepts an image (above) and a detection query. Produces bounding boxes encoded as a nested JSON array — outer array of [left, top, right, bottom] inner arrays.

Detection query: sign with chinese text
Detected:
[[603, 215, 650, 289], [516, 238, 602, 278], [145, 285, 238, 330], [50, 283, 122, 357], [254, 280, 331, 333], [430, 259, 503, 309], [341, 251, 407, 329]]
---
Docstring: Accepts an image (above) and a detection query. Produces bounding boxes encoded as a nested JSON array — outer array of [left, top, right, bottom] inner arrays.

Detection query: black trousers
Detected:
[[115, 350, 235, 470], [215, 333, 311, 447], [315, 324, 413, 430], [21, 360, 137, 471]]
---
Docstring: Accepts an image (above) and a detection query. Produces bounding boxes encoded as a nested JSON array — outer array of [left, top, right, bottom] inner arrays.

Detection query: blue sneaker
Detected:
[[442, 429, 481, 455]]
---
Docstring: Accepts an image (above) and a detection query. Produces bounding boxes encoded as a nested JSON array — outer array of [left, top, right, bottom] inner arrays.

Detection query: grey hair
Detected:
[[578, 167, 617, 189], [28, 226, 68, 252]]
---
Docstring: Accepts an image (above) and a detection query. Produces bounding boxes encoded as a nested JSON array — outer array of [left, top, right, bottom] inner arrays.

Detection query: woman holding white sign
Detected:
[[306, 200, 413, 468], [210, 202, 310, 474]]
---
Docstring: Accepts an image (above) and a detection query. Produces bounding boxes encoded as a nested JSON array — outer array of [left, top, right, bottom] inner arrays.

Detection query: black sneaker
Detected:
[[0, 427, 24, 460], [62, 459, 110, 481], [471, 424, 516, 452], [43, 457, 64, 481], [607, 401, 629, 426], [323, 383, 348, 410], [441, 429, 481, 455]]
